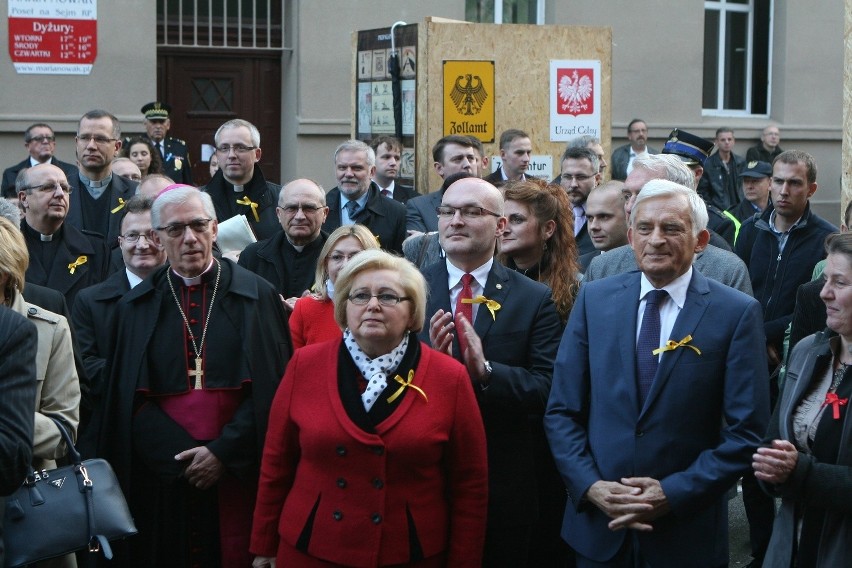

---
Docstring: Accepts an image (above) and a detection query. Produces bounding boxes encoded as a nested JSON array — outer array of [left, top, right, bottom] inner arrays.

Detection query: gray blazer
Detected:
[[584, 243, 753, 296], [405, 191, 442, 233]]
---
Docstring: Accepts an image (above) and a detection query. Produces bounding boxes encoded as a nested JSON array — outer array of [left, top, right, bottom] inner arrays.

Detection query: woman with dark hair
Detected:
[[122, 136, 164, 178], [755, 232, 852, 567], [499, 178, 581, 323]]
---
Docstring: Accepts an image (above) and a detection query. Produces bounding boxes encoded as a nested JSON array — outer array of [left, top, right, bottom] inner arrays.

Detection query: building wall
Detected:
[[0, 0, 157, 171]]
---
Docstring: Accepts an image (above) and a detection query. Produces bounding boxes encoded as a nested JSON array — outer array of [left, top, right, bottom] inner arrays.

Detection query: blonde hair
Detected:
[[0, 217, 28, 295], [313, 225, 381, 299], [333, 249, 427, 334]]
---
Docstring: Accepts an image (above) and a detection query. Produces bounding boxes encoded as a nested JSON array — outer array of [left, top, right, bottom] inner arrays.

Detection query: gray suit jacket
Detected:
[[405, 191, 443, 233], [584, 243, 753, 296]]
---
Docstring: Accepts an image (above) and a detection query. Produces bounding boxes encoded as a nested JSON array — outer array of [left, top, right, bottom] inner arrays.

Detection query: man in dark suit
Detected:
[[2, 122, 78, 198], [697, 127, 746, 211], [322, 139, 406, 254], [421, 176, 563, 566], [201, 119, 281, 241], [66, 109, 138, 248], [369, 136, 417, 203], [483, 129, 531, 187], [559, 146, 601, 256], [545, 179, 769, 567], [610, 119, 659, 181], [406, 135, 482, 234], [139, 101, 192, 184], [0, 306, 38, 566], [18, 163, 110, 308], [239, 178, 329, 310]]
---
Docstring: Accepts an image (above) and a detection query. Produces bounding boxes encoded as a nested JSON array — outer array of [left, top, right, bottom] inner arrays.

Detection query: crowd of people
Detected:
[[0, 105, 848, 568]]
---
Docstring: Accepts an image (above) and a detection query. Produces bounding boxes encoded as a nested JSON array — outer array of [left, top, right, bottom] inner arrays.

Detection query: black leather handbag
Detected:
[[3, 418, 137, 567]]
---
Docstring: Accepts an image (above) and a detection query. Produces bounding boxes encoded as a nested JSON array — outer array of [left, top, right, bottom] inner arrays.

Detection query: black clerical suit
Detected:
[[202, 167, 281, 241], [238, 231, 328, 298], [96, 260, 291, 567], [66, 173, 138, 248]]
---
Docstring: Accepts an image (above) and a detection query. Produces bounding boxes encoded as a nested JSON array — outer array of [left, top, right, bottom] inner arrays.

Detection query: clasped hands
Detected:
[[586, 477, 670, 531], [429, 310, 489, 383], [175, 446, 224, 490]]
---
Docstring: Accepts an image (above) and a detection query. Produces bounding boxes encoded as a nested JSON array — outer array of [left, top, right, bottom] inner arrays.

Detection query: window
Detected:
[[703, 0, 772, 115], [466, 0, 545, 24]]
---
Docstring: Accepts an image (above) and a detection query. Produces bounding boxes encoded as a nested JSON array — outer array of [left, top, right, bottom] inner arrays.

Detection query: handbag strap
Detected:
[[48, 416, 82, 465]]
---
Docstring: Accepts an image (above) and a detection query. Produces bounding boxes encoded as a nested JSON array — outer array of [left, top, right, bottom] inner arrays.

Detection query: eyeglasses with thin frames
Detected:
[[348, 292, 411, 306], [25, 182, 72, 194], [278, 203, 325, 215], [155, 218, 214, 238], [119, 232, 153, 244], [77, 134, 118, 146], [436, 205, 501, 219], [215, 144, 256, 155]]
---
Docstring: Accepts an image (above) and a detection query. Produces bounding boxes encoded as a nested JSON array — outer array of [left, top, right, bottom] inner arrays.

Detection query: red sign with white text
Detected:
[[8, 0, 97, 74]]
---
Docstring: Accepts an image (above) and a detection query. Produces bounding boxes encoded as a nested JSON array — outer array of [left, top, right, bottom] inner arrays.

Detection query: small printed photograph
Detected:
[[400, 46, 416, 78], [372, 49, 386, 80], [358, 51, 372, 80], [401, 147, 415, 178], [357, 83, 372, 136]]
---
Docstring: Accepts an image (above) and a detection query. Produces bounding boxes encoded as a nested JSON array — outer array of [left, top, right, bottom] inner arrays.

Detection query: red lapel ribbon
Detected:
[[823, 392, 849, 420]]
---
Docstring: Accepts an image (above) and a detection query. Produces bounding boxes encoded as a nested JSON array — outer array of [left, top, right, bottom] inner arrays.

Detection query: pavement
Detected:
[[729, 482, 777, 567]]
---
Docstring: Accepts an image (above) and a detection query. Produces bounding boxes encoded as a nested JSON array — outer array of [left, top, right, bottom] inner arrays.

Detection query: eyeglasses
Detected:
[[328, 252, 360, 263], [28, 135, 55, 144], [560, 173, 594, 183], [348, 292, 411, 306], [279, 203, 325, 215], [436, 205, 501, 219], [119, 232, 153, 244], [215, 144, 256, 155], [155, 218, 213, 238], [77, 134, 118, 146], [24, 182, 72, 194]]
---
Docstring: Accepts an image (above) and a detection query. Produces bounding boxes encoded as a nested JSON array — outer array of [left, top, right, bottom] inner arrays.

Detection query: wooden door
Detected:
[[157, 48, 281, 186]]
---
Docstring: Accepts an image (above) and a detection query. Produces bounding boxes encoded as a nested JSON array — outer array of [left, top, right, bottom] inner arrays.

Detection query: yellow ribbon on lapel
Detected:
[[461, 295, 501, 321], [235, 196, 260, 222], [110, 198, 126, 214], [652, 335, 701, 356], [68, 255, 88, 275], [387, 370, 428, 404]]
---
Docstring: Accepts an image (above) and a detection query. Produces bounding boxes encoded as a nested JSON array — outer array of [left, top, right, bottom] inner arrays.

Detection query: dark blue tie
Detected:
[[344, 200, 361, 221], [637, 289, 668, 405]]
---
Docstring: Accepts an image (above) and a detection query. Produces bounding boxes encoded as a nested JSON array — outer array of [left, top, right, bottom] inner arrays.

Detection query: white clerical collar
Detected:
[[171, 259, 216, 286], [125, 268, 144, 289], [40, 232, 54, 242], [232, 184, 245, 193], [79, 172, 112, 189]]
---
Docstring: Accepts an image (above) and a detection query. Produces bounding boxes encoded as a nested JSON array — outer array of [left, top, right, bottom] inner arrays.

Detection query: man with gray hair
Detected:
[[585, 154, 753, 295], [94, 185, 291, 567], [546, 179, 769, 567], [322, 139, 407, 254], [202, 118, 281, 241]]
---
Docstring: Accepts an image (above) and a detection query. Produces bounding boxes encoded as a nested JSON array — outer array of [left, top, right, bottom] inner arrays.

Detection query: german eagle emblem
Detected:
[[450, 74, 488, 116], [558, 69, 593, 115]]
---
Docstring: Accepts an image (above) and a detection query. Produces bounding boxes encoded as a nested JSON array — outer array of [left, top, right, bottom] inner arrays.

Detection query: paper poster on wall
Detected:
[[8, 0, 97, 75], [357, 83, 372, 137], [491, 155, 554, 181], [549, 60, 601, 142]]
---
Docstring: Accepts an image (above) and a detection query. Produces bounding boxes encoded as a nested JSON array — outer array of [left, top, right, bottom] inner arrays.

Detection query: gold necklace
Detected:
[[167, 260, 221, 389]]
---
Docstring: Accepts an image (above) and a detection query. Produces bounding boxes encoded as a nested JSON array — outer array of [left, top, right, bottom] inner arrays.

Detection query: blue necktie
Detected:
[[344, 200, 361, 222], [637, 289, 667, 405]]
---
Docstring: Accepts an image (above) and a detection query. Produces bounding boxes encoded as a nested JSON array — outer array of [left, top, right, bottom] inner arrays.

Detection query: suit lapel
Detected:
[[66, 179, 83, 229], [640, 272, 710, 417], [323, 189, 342, 231], [107, 177, 136, 244], [616, 275, 642, 414], [421, 263, 453, 348], [473, 263, 510, 341]]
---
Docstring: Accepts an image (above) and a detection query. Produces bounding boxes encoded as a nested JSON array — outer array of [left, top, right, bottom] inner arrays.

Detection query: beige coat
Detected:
[[11, 291, 80, 471]]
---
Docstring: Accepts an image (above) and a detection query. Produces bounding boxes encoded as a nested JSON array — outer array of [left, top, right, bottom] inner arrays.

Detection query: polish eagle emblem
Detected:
[[450, 74, 488, 116], [558, 69, 593, 116]]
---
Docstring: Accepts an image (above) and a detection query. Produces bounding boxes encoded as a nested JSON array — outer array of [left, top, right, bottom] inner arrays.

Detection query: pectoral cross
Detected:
[[189, 357, 204, 389]]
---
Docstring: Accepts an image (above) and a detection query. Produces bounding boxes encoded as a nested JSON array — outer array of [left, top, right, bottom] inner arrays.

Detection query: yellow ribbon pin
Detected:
[[652, 335, 702, 356], [68, 255, 88, 275], [110, 198, 126, 214], [461, 295, 501, 321], [236, 196, 260, 222], [387, 370, 428, 404]]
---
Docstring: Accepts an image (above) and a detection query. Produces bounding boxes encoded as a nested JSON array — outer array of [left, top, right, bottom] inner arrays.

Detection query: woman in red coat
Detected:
[[251, 250, 488, 567], [289, 224, 380, 349]]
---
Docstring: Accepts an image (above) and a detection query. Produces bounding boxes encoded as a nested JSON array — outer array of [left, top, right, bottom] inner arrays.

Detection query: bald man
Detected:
[[420, 177, 563, 566], [239, 178, 330, 309]]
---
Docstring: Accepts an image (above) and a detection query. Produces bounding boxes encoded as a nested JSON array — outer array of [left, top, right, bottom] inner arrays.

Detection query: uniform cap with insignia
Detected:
[[141, 101, 172, 122], [741, 160, 772, 178], [661, 128, 715, 167]]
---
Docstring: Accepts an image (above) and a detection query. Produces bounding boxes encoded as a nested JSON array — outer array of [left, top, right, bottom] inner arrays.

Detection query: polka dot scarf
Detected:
[[343, 328, 409, 412]]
